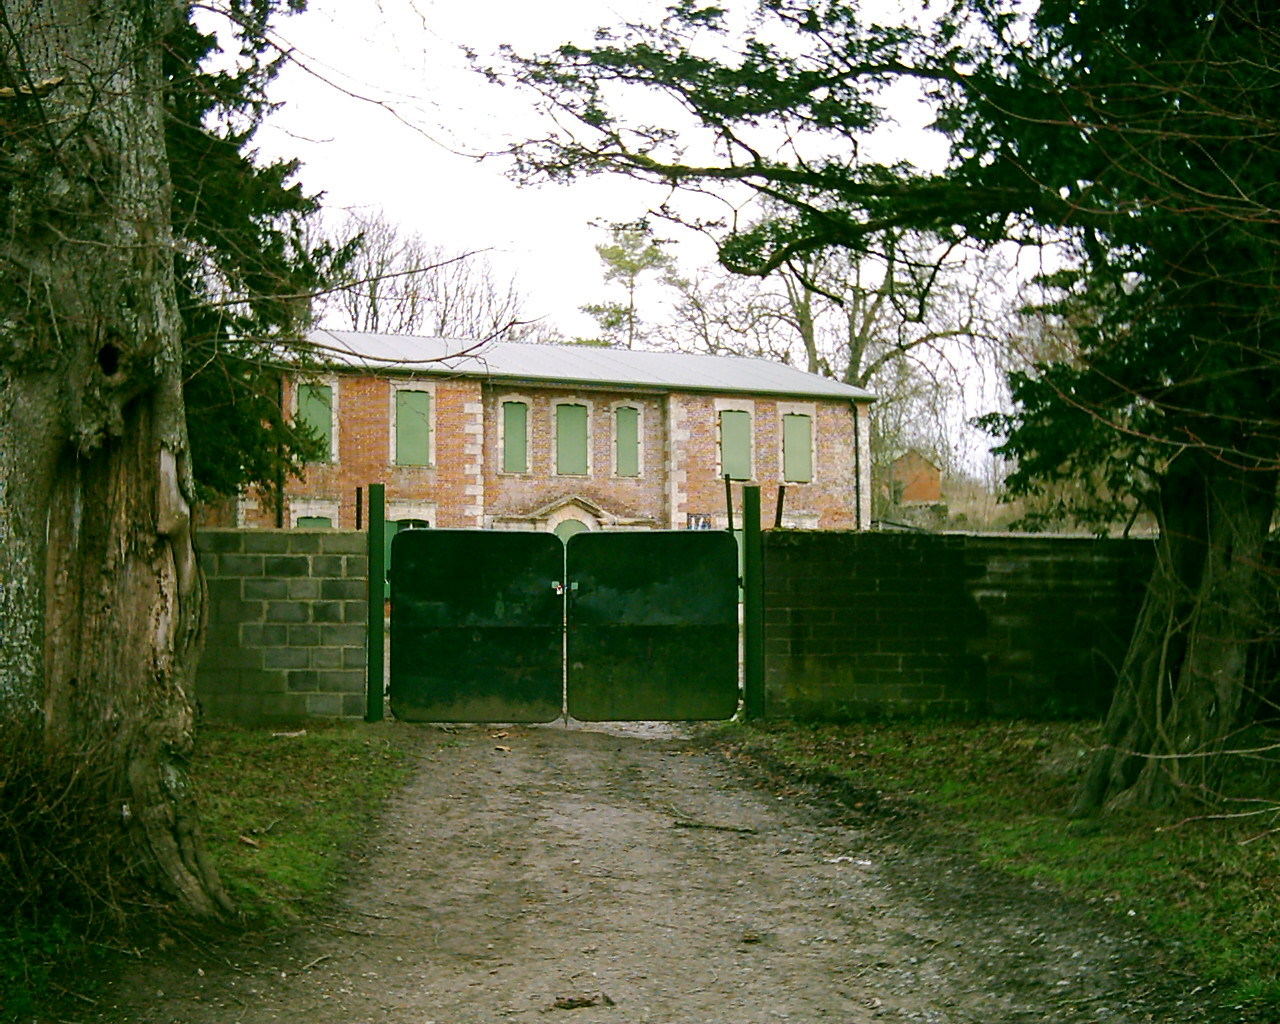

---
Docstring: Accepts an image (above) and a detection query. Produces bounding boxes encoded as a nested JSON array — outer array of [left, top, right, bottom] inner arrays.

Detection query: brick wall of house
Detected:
[[196, 529, 368, 725], [234, 376, 487, 529], [891, 449, 942, 504], [482, 385, 670, 528], [671, 394, 862, 530], [230, 370, 869, 533], [762, 530, 1153, 719]]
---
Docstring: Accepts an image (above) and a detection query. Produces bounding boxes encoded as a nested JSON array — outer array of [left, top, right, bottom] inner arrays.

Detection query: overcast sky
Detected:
[[251, 0, 944, 340], [254, 0, 704, 338]]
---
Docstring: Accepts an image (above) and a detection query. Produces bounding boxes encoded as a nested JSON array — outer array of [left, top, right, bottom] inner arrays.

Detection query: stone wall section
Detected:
[[196, 529, 368, 725], [195, 525, 1167, 725], [762, 531, 1153, 718]]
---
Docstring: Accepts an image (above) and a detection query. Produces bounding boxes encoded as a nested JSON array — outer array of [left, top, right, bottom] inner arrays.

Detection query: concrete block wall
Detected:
[[195, 529, 369, 725], [762, 531, 1153, 719]]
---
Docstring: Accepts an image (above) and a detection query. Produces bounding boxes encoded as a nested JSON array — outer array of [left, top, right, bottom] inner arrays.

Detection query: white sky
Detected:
[[255, 0, 699, 337], [254, 0, 946, 340]]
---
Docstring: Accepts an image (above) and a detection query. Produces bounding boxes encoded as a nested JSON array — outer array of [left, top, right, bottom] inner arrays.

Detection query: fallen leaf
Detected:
[[495, 745, 512, 752], [237, 834, 261, 848]]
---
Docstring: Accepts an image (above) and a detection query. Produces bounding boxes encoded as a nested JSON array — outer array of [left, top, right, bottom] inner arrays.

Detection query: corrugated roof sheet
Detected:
[[308, 330, 875, 401]]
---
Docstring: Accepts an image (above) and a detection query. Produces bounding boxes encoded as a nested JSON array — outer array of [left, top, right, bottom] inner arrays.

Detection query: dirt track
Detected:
[[94, 722, 1230, 1023]]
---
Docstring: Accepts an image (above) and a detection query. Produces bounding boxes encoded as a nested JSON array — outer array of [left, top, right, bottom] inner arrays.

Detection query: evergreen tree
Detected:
[[166, 2, 350, 502], [581, 221, 672, 348], [491, 0, 1280, 811]]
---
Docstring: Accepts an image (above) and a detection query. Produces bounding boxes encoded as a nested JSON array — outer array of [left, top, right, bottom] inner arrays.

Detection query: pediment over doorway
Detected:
[[490, 494, 655, 533]]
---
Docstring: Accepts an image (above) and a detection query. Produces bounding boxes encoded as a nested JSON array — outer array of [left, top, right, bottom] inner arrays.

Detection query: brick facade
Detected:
[[227, 350, 874, 534], [890, 448, 942, 504]]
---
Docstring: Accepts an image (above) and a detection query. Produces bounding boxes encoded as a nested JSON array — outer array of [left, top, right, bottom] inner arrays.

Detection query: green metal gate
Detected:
[[388, 529, 739, 723], [566, 531, 739, 721], [389, 531, 564, 722]]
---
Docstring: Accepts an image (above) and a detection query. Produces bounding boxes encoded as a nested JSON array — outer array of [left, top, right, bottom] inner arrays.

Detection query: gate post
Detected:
[[365, 483, 385, 723], [742, 484, 765, 719]]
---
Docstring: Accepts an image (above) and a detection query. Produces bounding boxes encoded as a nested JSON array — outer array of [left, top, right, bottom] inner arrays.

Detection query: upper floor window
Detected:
[[296, 382, 333, 462], [782, 413, 813, 483], [394, 389, 432, 466], [502, 400, 528, 473], [719, 408, 752, 480], [614, 405, 640, 477], [556, 403, 589, 476]]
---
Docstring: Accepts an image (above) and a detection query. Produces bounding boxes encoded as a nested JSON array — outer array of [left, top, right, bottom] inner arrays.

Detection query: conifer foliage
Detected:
[[493, 0, 1280, 809]]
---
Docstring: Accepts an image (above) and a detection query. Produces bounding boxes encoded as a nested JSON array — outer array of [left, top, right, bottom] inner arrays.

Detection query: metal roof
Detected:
[[308, 330, 875, 402]]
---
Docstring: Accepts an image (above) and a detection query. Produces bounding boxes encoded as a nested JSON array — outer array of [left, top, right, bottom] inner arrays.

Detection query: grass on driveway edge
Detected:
[[1, 720, 423, 1023], [195, 720, 424, 928], [708, 718, 1280, 1019]]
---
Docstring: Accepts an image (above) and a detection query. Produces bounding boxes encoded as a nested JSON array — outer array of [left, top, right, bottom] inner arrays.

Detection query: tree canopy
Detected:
[[490, 0, 1280, 810]]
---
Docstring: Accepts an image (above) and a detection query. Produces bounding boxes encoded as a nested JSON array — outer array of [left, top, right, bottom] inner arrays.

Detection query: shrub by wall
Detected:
[[195, 529, 369, 725], [762, 531, 1153, 719]]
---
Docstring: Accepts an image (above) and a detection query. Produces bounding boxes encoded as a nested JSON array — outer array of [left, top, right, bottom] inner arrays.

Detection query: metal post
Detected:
[[774, 485, 786, 528], [365, 483, 385, 723], [742, 484, 765, 720], [723, 474, 734, 532]]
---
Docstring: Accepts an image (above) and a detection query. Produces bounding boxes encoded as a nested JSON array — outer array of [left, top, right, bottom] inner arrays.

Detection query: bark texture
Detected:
[[1069, 451, 1278, 815], [0, 2, 229, 916]]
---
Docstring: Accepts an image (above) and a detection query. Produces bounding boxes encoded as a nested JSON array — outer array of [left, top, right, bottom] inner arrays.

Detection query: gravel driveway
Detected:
[[93, 722, 1229, 1023]]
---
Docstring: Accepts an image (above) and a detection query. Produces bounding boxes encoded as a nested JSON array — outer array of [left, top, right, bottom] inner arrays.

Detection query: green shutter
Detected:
[[503, 401, 528, 473], [556, 404, 589, 475], [296, 515, 332, 529], [719, 409, 752, 480], [296, 383, 332, 460], [395, 390, 431, 466], [615, 406, 640, 477], [782, 413, 813, 482]]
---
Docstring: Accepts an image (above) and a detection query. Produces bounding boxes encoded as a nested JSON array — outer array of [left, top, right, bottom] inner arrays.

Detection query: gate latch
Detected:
[[552, 580, 579, 595]]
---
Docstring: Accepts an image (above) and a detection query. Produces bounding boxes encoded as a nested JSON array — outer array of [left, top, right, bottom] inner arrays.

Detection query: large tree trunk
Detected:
[[1069, 450, 1278, 815], [0, 2, 229, 916]]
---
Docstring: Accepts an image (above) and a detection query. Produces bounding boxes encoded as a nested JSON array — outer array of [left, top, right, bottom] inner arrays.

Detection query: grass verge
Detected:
[[0, 720, 421, 1022], [194, 721, 422, 927], [710, 718, 1280, 1017]]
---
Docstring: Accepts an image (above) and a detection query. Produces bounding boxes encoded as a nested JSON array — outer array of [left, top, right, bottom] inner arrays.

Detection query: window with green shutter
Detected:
[[296, 383, 332, 461], [296, 515, 332, 529], [556, 403, 589, 476], [782, 413, 813, 483], [502, 401, 528, 473], [615, 406, 640, 477], [395, 389, 431, 466], [719, 409, 752, 480]]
